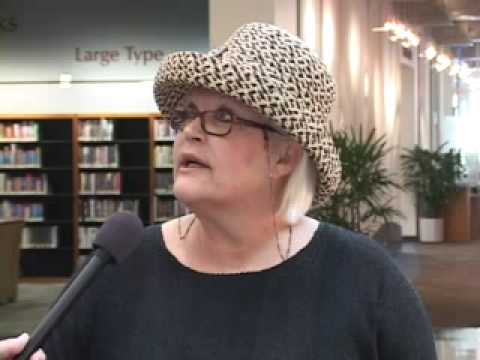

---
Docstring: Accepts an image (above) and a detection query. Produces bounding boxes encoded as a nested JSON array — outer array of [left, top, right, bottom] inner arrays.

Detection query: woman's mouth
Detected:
[[178, 153, 210, 170]]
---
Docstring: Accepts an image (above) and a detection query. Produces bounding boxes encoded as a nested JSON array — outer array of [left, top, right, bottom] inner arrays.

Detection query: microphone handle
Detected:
[[15, 249, 111, 360]]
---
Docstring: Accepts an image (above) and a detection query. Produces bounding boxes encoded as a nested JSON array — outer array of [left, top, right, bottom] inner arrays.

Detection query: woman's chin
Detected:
[[173, 181, 212, 205]]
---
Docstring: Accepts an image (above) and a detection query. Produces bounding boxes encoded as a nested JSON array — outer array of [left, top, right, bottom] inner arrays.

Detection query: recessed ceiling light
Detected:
[[425, 46, 437, 60], [453, 14, 480, 21], [59, 73, 72, 88]]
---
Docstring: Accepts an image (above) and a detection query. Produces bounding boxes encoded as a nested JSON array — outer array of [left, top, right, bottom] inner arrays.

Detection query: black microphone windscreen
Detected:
[[93, 211, 144, 263]]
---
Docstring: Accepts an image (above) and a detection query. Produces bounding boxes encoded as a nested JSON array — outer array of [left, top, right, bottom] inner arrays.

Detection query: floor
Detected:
[[436, 329, 480, 360], [395, 241, 480, 327], [0, 283, 63, 339], [393, 239, 480, 359], [1, 239, 480, 359]]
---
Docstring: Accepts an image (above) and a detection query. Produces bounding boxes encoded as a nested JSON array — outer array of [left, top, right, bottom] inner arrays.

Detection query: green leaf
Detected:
[[310, 124, 402, 234], [400, 143, 465, 217]]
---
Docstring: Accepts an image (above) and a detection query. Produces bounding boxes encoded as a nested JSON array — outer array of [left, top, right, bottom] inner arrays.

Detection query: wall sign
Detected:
[[75, 46, 165, 66], [1, 0, 208, 81]]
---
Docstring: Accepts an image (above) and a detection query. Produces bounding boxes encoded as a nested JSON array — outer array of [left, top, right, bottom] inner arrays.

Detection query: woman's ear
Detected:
[[271, 142, 303, 179]]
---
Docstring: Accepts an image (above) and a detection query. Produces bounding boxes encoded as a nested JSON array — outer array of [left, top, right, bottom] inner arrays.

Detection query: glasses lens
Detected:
[[204, 109, 233, 135], [170, 109, 190, 131]]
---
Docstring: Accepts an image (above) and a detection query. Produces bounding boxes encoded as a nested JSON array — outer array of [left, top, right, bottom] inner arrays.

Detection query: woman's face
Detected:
[[172, 88, 283, 210]]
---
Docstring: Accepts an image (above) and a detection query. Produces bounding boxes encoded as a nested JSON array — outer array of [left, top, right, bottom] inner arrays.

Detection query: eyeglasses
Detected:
[[169, 106, 282, 137]]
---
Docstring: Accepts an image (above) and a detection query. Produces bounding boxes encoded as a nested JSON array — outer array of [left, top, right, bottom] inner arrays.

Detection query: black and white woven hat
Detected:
[[153, 22, 341, 205]]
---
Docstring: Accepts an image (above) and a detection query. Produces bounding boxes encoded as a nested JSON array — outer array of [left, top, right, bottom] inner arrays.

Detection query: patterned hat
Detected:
[[153, 22, 341, 206]]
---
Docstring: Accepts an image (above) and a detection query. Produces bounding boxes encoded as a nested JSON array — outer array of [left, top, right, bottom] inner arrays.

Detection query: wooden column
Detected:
[[443, 187, 474, 242], [0, 219, 24, 303], [470, 194, 480, 241]]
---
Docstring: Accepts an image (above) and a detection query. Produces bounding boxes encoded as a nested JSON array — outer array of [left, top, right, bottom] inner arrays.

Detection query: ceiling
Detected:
[[393, 0, 480, 65]]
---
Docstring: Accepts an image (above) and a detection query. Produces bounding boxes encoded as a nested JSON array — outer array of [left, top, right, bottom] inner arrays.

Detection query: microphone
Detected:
[[15, 211, 144, 360]]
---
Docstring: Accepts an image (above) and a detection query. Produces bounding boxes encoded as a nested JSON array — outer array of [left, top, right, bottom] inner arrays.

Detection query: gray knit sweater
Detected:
[[43, 222, 437, 359]]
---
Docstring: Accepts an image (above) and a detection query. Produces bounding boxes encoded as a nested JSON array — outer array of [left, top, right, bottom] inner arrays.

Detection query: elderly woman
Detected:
[[1, 23, 436, 360]]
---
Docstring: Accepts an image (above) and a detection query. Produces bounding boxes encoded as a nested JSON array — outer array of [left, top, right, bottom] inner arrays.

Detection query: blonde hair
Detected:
[[277, 150, 316, 225]]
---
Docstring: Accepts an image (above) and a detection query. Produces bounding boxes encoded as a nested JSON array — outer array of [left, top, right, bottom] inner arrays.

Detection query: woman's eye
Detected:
[[169, 111, 188, 129], [215, 109, 234, 122], [174, 110, 194, 121]]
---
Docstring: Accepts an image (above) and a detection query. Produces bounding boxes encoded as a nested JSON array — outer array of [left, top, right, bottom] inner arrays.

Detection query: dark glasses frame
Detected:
[[170, 107, 284, 137]]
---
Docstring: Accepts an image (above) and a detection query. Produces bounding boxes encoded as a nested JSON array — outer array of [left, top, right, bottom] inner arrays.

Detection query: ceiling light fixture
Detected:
[[449, 61, 460, 76], [59, 73, 72, 89], [433, 54, 452, 72], [452, 92, 459, 109], [458, 64, 472, 80], [424, 46, 437, 61], [372, 21, 420, 48]]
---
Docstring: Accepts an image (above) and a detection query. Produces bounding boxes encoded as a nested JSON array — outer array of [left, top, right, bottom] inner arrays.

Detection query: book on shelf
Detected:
[[154, 120, 175, 140], [155, 189, 174, 195], [155, 172, 174, 194], [0, 201, 44, 220], [76, 255, 89, 271], [0, 122, 39, 141], [155, 198, 187, 221], [79, 144, 119, 168], [25, 217, 44, 223], [79, 119, 114, 141], [154, 145, 173, 167], [21, 225, 58, 249], [0, 144, 41, 167], [78, 226, 99, 249], [80, 199, 140, 220], [0, 173, 48, 194], [80, 172, 121, 194]]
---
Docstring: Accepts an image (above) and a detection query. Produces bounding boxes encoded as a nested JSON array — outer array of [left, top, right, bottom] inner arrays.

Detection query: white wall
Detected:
[[299, 0, 427, 236], [0, 0, 209, 114], [209, 0, 275, 48], [209, 0, 298, 48], [0, 82, 157, 114], [397, 64, 417, 236], [274, 0, 299, 36], [437, 71, 456, 148]]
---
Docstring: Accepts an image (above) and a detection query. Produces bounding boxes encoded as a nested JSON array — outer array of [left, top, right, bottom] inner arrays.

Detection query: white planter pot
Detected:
[[419, 218, 444, 243]]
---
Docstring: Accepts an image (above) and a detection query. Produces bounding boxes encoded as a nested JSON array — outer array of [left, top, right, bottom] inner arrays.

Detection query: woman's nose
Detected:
[[182, 116, 204, 141]]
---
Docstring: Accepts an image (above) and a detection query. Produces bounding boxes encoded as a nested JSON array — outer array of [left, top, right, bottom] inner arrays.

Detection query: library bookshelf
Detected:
[[0, 114, 184, 278]]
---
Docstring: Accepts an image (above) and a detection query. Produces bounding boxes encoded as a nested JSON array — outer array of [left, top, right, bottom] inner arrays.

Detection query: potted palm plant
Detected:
[[400, 144, 465, 242], [310, 126, 402, 236]]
